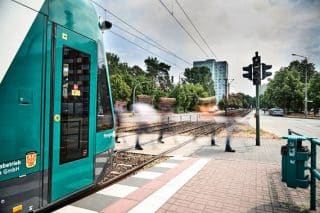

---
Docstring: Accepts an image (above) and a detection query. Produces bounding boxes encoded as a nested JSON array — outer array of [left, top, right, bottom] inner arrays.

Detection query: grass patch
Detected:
[[238, 124, 280, 139], [218, 123, 280, 139]]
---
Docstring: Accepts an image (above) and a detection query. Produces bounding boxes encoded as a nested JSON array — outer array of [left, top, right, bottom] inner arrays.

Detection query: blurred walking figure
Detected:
[[158, 98, 175, 143], [158, 114, 166, 144], [133, 103, 160, 150], [114, 101, 124, 143], [225, 119, 236, 152]]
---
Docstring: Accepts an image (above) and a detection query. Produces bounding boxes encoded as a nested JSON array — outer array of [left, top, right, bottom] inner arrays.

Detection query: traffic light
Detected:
[[242, 64, 253, 80], [252, 52, 261, 85], [262, 63, 272, 79], [253, 70, 260, 85]]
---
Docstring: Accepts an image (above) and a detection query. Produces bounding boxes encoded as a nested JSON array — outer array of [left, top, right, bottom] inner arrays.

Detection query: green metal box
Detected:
[[282, 136, 309, 188]]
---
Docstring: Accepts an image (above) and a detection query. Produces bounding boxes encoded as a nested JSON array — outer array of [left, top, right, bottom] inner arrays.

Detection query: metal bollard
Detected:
[[310, 140, 316, 210]]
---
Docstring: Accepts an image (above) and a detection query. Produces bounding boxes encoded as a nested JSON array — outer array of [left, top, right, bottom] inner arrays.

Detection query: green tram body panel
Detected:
[[0, 0, 115, 212], [51, 25, 98, 201], [0, 8, 46, 181]]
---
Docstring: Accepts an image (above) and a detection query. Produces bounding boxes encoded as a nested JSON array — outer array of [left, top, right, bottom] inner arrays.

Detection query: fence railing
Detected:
[[288, 129, 320, 210]]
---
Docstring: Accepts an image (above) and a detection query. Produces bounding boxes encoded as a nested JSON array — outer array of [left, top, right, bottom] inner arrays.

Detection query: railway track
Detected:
[[116, 121, 187, 139], [117, 121, 215, 152], [101, 122, 223, 184], [101, 110, 251, 184], [44, 110, 250, 212], [116, 109, 251, 140]]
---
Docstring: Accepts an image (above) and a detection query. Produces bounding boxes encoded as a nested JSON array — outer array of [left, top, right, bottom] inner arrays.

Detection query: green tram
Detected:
[[0, 1, 115, 212]]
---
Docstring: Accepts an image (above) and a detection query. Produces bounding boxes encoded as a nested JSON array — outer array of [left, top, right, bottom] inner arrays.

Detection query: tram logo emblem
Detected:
[[26, 152, 37, 168]]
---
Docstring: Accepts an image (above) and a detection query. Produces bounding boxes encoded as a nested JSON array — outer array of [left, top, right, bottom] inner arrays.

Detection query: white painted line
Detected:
[[129, 158, 209, 213], [53, 205, 97, 213], [170, 156, 190, 161], [132, 171, 162, 180], [97, 184, 138, 198], [155, 162, 177, 168]]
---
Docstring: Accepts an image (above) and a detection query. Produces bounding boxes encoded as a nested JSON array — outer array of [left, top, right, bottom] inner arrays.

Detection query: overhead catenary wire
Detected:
[[113, 24, 192, 66], [158, 0, 210, 58], [90, 1, 158, 45], [109, 30, 185, 70], [175, 0, 217, 59], [90, 0, 193, 67]]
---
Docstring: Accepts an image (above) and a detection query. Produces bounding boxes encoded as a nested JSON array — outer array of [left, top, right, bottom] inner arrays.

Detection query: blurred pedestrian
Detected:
[[158, 98, 175, 143], [158, 106, 169, 144], [263, 108, 267, 114], [133, 103, 160, 150], [225, 119, 235, 152], [114, 101, 124, 143]]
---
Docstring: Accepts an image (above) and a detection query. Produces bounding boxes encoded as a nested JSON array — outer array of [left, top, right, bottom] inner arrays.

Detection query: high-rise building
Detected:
[[193, 59, 228, 102]]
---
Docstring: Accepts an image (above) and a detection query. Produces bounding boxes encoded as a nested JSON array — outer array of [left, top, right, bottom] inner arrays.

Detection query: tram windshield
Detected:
[[96, 40, 113, 131]]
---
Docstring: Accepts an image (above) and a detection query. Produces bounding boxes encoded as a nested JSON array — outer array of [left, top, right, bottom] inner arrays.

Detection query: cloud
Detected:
[[99, 0, 320, 96]]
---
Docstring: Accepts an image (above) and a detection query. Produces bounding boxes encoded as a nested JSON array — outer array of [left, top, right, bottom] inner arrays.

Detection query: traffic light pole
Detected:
[[243, 51, 272, 147], [256, 84, 260, 146]]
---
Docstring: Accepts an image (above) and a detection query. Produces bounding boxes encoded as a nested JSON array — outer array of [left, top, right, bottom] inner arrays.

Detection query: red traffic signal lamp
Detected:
[[262, 63, 272, 79], [242, 64, 253, 80]]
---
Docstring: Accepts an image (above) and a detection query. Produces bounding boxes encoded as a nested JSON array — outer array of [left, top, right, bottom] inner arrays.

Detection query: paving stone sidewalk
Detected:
[[158, 159, 312, 213], [162, 137, 320, 212]]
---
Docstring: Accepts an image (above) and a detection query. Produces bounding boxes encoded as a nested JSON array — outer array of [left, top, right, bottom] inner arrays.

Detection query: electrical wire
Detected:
[[175, 0, 217, 58], [109, 30, 185, 70], [113, 24, 192, 66], [90, 0, 192, 66], [158, 0, 209, 58]]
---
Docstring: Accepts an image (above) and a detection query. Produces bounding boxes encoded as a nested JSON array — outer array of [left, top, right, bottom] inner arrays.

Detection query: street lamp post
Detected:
[[132, 81, 150, 114], [292, 53, 308, 118], [224, 78, 228, 115], [219, 78, 234, 116], [178, 72, 184, 84], [227, 79, 234, 100]]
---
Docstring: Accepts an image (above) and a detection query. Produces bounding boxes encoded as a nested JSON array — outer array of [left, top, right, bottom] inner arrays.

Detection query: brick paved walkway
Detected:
[[56, 134, 320, 213], [158, 159, 312, 213]]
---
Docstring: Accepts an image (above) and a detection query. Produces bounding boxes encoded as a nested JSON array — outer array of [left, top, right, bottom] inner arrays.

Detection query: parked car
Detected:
[[269, 107, 284, 116]]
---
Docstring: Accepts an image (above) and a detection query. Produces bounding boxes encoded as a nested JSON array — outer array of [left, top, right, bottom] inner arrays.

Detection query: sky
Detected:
[[95, 0, 320, 96]]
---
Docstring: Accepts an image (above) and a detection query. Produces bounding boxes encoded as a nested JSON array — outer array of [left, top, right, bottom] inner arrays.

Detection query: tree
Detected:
[[308, 72, 320, 115], [107, 52, 129, 75], [129, 65, 146, 76], [152, 88, 169, 109], [169, 83, 208, 112], [110, 74, 131, 102], [263, 67, 303, 113], [183, 67, 215, 96], [218, 98, 225, 110], [144, 57, 172, 91], [223, 93, 253, 109], [261, 59, 317, 114], [288, 60, 316, 83]]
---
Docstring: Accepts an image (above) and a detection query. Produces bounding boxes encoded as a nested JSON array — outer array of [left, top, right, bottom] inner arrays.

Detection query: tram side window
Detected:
[[60, 46, 90, 164], [96, 63, 113, 131]]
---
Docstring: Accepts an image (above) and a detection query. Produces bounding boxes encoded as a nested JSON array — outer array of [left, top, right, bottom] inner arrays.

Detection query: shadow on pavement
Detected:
[[248, 202, 308, 213]]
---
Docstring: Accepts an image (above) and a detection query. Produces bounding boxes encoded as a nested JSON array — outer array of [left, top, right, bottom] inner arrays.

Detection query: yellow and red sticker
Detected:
[[26, 152, 37, 168], [72, 84, 81, 96]]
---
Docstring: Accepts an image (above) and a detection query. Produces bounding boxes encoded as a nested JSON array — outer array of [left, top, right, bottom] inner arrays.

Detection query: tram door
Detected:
[[51, 25, 97, 201]]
